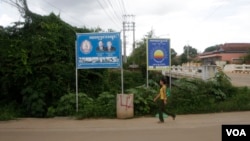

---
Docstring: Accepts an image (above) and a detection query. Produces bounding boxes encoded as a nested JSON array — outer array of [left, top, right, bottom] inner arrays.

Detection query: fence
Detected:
[[224, 64, 250, 73], [163, 64, 250, 81], [163, 65, 217, 80]]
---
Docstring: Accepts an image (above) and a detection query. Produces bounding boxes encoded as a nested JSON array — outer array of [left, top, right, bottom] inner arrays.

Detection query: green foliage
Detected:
[[0, 103, 21, 121], [179, 45, 198, 64], [210, 87, 250, 112], [168, 71, 237, 114], [208, 69, 236, 100], [95, 92, 116, 117], [55, 92, 116, 119], [53, 80, 159, 118], [244, 49, 250, 63], [1, 0, 250, 120], [0, 1, 104, 117], [204, 45, 220, 52], [0, 12, 78, 117], [55, 93, 98, 117], [104, 69, 145, 94], [126, 80, 159, 116], [46, 107, 56, 118], [170, 78, 214, 113]]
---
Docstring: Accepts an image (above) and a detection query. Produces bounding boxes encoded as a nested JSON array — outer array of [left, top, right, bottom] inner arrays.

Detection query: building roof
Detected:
[[220, 43, 250, 52], [200, 43, 250, 57]]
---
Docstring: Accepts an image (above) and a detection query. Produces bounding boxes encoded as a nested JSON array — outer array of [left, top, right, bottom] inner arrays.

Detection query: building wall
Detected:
[[202, 56, 221, 65], [220, 53, 247, 63], [200, 53, 248, 64]]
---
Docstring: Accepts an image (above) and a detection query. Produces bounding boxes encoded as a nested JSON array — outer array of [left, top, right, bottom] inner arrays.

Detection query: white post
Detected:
[[169, 67, 172, 91], [121, 58, 124, 94], [75, 40, 79, 113], [146, 70, 149, 88]]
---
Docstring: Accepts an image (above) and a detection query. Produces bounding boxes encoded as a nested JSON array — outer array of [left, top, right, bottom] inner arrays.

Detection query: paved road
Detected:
[[0, 111, 249, 141]]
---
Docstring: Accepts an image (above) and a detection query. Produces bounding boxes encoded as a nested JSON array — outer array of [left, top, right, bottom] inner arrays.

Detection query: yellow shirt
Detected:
[[160, 85, 167, 100]]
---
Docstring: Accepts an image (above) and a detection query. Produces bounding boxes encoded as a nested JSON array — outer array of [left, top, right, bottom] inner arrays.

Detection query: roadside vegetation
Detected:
[[1, 0, 249, 121]]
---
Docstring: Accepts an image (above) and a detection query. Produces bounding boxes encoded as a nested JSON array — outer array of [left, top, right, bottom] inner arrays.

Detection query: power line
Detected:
[[112, 0, 124, 15], [97, 0, 121, 29], [1, 0, 19, 8], [102, 0, 122, 24], [117, 0, 126, 15], [187, 0, 229, 44], [107, 0, 123, 22], [120, 0, 127, 14], [35, 0, 123, 30], [200, 0, 228, 23], [41, 0, 92, 27], [124, 0, 130, 14]]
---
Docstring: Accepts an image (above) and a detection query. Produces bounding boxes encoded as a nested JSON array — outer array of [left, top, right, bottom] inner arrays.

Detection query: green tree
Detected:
[[179, 45, 198, 64], [0, 0, 105, 117], [244, 50, 250, 63], [126, 30, 155, 76], [204, 45, 220, 52]]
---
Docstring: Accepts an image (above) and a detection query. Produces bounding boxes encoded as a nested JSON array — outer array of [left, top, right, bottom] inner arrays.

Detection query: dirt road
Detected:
[[0, 111, 249, 141]]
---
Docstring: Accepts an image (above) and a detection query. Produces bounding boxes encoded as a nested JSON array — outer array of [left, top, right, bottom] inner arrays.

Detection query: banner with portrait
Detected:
[[76, 32, 121, 69]]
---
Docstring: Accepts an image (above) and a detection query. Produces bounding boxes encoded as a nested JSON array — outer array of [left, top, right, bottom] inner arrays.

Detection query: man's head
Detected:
[[107, 41, 112, 49], [98, 41, 104, 49]]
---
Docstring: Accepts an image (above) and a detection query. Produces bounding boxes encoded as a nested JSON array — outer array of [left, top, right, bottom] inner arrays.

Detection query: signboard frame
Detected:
[[147, 38, 171, 70], [76, 32, 121, 69]]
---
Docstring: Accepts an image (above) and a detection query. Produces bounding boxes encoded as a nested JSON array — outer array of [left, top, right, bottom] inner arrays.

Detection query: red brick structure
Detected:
[[199, 43, 250, 65]]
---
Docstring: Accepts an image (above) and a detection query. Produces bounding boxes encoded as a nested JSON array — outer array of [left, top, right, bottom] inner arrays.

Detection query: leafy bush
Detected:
[[105, 70, 145, 94], [168, 70, 237, 114], [126, 80, 159, 116], [0, 103, 20, 121], [214, 87, 250, 112], [54, 92, 116, 119], [53, 73, 249, 119], [95, 92, 116, 117], [55, 93, 92, 116], [170, 78, 215, 114], [208, 69, 236, 100]]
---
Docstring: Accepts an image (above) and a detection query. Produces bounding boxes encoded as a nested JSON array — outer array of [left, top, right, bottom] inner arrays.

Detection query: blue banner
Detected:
[[147, 38, 170, 70], [76, 32, 121, 69]]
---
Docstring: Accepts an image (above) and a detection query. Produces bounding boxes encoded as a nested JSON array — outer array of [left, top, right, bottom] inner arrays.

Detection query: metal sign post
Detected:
[[75, 68, 78, 112]]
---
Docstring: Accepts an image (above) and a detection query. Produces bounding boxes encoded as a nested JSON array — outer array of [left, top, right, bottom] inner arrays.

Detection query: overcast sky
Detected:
[[1, 0, 250, 55]]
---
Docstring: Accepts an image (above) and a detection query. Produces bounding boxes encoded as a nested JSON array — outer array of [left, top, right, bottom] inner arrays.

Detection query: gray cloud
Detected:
[[1, 0, 250, 54]]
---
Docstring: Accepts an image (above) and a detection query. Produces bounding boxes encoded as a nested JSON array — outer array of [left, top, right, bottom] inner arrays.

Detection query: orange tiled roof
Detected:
[[200, 43, 250, 56], [220, 43, 250, 52]]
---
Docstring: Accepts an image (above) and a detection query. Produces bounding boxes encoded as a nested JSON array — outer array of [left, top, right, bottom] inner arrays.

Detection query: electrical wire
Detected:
[[106, 0, 123, 22], [102, 0, 122, 25], [97, 0, 121, 29], [120, 0, 127, 14], [41, 0, 92, 28]]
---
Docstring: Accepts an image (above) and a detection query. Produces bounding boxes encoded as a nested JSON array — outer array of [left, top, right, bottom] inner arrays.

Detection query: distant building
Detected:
[[199, 43, 250, 65]]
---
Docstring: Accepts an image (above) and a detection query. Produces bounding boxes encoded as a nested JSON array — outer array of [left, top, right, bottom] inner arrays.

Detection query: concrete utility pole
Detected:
[[122, 14, 135, 63]]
